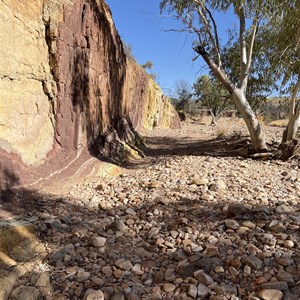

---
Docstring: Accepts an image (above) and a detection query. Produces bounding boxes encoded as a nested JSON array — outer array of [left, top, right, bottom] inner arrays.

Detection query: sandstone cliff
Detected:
[[0, 0, 180, 187]]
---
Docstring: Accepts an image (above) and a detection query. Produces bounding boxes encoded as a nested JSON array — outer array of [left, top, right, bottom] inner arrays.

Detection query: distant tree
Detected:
[[174, 80, 193, 113], [193, 75, 231, 125], [141, 60, 158, 81], [122, 40, 135, 60], [141, 61, 154, 70]]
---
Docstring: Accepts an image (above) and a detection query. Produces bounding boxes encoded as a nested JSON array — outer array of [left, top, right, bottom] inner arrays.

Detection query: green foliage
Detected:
[[266, 2, 300, 89], [193, 74, 231, 120]]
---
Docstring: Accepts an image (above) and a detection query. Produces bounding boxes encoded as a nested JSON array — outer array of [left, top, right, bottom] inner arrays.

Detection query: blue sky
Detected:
[[105, 0, 234, 96]]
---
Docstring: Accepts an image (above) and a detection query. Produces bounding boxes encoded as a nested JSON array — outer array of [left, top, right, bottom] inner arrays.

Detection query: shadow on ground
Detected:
[[143, 135, 251, 158]]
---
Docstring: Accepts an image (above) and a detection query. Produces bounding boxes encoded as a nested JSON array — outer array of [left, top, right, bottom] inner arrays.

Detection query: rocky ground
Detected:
[[1, 119, 300, 300]]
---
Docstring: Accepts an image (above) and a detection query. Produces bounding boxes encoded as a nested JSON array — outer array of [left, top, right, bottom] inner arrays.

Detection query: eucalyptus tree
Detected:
[[268, 3, 300, 143], [193, 75, 231, 125], [159, 0, 290, 152]]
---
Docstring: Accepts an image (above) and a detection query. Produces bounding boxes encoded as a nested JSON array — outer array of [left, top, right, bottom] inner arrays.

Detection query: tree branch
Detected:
[[245, 19, 258, 81], [239, 7, 247, 90], [194, 0, 222, 67], [204, 6, 221, 67], [193, 45, 235, 94]]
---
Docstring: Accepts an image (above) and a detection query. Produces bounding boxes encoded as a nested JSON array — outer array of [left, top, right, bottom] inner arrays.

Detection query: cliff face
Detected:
[[0, 0, 180, 187]]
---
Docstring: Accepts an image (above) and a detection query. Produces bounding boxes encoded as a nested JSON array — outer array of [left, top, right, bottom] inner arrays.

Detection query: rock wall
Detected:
[[0, 0, 180, 187]]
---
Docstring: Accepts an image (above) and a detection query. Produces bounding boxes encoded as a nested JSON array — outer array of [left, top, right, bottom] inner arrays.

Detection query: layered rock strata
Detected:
[[0, 0, 180, 188]]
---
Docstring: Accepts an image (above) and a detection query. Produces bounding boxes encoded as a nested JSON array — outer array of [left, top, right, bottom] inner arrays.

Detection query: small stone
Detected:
[[225, 219, 240, 230], [191, 178, 209, 185], [132, 264, 143, 275], [148, 227, 160, 239], [276, 205, 292, 213], [201, 193, 214, 201], [126, 208, 136, 215], [107, 220, 128, 232], [175, 249, 188, 261], [197, 283, 209, 297], [236, 226, 249, 234], [194, 270, 214, 285], [244, 255, 263, 270], [154, 196, 170, 205], [269, 220, 286, 233], [277, 257, 294, 266], [215, 266, 225, 273], [260, 234, 277, 246], [242, 220, 255, 229], [228, 266, 239, 276], [243, 265, 251, 276], [148, 181, 160, 188], [115, 258, 133, 271], [76, 268, 91, 282], [210, 180, 226, 191], [89, 195, 101, 207], [163, 283, 176, 293], [276, 271, 294, 286], [165, 268, 176, 282], [230, 259, 242, 269], [126, 219, 135, 225], [111, 291, 125, 300], [49, 247, 67, 262], [255, 277, 267, 285], [102, 266, 113, 277], [91, 236, 107, 247], [83, 289, 105, 300], [261, 281, 288, 291], [203, 245, 219, 257], [227, 204, 249, 217], [188, 285, 197, 298], [283, 240, 294, 249], [259, 289, 283, 300]]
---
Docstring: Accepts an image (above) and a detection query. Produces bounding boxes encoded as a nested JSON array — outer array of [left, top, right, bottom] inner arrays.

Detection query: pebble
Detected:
[[261, 281, 288, 291], [259, 289, 283, 300], [163, 283, 176, 293], [194, 270, 214, 285], [190, 178, 209, 185], [76, 269, 91, 282], [188, 285, 197, 298], [90, 236, 107, 247], [283, 240, 294, 249], [227, 204, 249, 217], [197, 283, 210, 297], [225, 219, 240, 230], [83, 289, 105, 300], [244, 255, 263, 270]]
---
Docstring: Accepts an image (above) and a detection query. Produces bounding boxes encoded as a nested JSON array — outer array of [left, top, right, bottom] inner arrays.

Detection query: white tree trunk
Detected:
[[282, 80, 300, 143], [232, 89, 267, 151]]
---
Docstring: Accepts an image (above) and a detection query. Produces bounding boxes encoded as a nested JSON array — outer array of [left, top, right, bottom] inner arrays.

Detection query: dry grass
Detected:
[[216, 125, 230, 137], [268, 119, 289, 127]]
